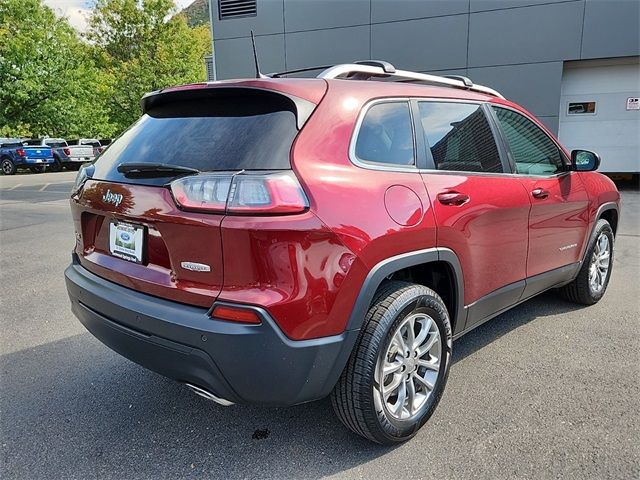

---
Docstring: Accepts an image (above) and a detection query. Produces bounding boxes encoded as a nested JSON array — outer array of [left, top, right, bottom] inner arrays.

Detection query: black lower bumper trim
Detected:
[[65, 259, 359, 406]]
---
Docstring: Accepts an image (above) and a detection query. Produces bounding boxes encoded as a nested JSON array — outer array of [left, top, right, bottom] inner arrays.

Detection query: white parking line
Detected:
[[8, 184, 22, 190], [38, 183, 50, 192]]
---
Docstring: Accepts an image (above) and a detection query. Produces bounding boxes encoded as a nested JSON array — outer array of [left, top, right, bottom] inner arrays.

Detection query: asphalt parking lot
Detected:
[[1, 171, 638, 479]]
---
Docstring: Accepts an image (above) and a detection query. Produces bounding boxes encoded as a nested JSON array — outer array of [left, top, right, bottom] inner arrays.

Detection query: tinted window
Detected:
[[418, 102, 503, 173], [92, 93, 299, 185], [0, 138, 21, 148], [354, 102, 415, 166], [43, 138, 67, 148], [493, 107, 563, 175]]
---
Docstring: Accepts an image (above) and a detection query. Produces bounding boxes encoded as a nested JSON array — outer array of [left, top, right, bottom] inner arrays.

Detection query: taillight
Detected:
[[63, 148, 71, 155], [16, 148, 25, 156], [71, 163, 94, 195], [170, 171, 308, 215], [171, 174, 231, 213]]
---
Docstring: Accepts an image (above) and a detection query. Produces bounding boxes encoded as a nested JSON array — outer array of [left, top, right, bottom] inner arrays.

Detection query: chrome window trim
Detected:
[[417, 168, 572, 180], [348, 97, 418, 172], [348, 97, 491, 173]]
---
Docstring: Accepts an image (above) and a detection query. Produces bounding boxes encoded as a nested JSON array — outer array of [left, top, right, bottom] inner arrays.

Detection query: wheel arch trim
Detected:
[[579, 202, 619, 268], [346, 247, 465, 333]]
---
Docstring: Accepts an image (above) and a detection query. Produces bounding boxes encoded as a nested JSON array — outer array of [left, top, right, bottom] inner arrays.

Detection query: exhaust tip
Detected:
[[185, 383, 234, 406]]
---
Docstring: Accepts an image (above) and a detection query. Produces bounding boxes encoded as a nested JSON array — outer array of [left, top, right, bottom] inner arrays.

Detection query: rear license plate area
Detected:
[[109, 221, 145, 263]]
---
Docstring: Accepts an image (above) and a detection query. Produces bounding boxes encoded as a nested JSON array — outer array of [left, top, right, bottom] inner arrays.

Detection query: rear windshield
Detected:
[[46, 141, 67, 148], [92, 92, 299, 185]]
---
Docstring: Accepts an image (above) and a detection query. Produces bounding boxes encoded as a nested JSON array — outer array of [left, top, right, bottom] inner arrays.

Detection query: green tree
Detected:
[[88, 0, 210, 130], [0, 0, 115, 138]]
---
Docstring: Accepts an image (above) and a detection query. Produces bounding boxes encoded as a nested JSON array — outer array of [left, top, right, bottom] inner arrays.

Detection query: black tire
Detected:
[[65, 163, 81, 171], [560, 219, 614, 305], [49, 156, 63, 172], [29, 166, 46, 174], [1, 157, 16, 175], [331, 281, 453, 445]]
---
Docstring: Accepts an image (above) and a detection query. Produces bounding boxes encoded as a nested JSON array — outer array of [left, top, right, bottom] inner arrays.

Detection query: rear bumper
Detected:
[[67, 156, 95, 163], [18, 157, 54, 165], [64, 256, 358, 406]]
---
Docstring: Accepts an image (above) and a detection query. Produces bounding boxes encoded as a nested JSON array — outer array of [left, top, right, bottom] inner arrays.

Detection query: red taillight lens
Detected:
[[16, 148, 25, 156], [211, 305, 261, 324], [170, 171, 308, 215], [63, 148, 71, 155], [170, 174, 231, 213], [227, 173, 308, 214]]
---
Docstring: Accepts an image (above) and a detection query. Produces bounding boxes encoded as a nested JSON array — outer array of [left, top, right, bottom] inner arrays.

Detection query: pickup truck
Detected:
[[0, 138, 54, 175], [76, 138, 105, 157], [26, 138, 96, 171]]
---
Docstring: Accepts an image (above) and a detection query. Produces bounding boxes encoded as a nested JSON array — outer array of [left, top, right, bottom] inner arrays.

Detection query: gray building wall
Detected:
[[211, 0, 640, 134]]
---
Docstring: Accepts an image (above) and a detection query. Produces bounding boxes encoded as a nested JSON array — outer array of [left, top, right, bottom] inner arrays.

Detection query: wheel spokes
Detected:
[[383, 373, 403, 400], [417, 332, 439, 358], [418, 357, 440, 371], [413, 317, 432, 349], [413, 372, 435, 391], [376, 312, 443, 421], [589, 233, 611, 292], [383, 358, 403, 375]]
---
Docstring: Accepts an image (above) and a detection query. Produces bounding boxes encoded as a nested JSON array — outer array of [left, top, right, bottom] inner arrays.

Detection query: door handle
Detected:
[[437, 192, 470, 206], [531, 188, 550, 199]]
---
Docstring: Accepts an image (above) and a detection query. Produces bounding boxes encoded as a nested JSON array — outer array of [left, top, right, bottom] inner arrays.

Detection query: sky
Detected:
[[43, 0, 195, 33]]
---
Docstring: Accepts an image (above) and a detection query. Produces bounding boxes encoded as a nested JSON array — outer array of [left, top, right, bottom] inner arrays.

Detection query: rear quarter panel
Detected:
[[288, 81, 440, 337], [575, 172, 621, 255]]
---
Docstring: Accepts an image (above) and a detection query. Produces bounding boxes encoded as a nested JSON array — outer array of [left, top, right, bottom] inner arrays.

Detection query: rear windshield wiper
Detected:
[[117, 162, 200, 178]]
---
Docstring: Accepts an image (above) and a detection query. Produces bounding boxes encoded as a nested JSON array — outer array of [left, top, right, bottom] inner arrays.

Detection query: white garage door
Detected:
[[558, 57, 639, 173]]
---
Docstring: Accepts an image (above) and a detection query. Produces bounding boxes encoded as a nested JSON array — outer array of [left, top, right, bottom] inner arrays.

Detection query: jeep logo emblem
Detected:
[[102, 189, 123, 207]]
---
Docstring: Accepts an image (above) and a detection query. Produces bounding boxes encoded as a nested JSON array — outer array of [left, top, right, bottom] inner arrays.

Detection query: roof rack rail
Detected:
[[269, 65, 334, 78], [316, 62, 504, 99]]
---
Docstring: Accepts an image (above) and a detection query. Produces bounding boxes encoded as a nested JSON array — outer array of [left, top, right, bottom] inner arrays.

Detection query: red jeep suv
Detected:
[[65, 61, 620, 444]]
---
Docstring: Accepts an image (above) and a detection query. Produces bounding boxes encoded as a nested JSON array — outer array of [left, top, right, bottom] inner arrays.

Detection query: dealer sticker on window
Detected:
[[109, 222, 144, 263]]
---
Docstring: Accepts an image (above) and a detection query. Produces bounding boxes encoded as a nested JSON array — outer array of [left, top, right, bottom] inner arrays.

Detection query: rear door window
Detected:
[[418, 102, 504, 173], [354, 101, 415, 167], [92, 91, 300, 185]]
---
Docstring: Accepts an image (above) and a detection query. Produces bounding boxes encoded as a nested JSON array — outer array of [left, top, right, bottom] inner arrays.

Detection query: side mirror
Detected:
[[571, 149, 600, 172]]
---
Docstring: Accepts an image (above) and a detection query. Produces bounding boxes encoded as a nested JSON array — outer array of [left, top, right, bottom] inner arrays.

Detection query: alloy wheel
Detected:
[[374, 312, 442, 421], [589, 232, 611, 293]]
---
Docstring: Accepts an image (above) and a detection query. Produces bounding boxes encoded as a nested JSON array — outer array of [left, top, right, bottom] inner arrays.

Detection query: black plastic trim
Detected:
[[521, 262, 580, 300], [464, 280, 525, 330], [453, 262, 580, 340], [346, 248, 465, 335], [65, 259, 359, 406], [484, 103, 517, 174], [409, 99, 429, 170], [578, 202, 619, 267]]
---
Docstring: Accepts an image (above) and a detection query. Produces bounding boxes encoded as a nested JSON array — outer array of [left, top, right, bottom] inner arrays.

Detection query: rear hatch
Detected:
[[23, 146, 53, 160], [72, 82, 323, 307], [68, 144, 95, 159]]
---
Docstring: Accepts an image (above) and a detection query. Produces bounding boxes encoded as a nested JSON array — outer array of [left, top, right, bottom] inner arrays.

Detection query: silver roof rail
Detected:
[[317, 62, 505, 99]]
